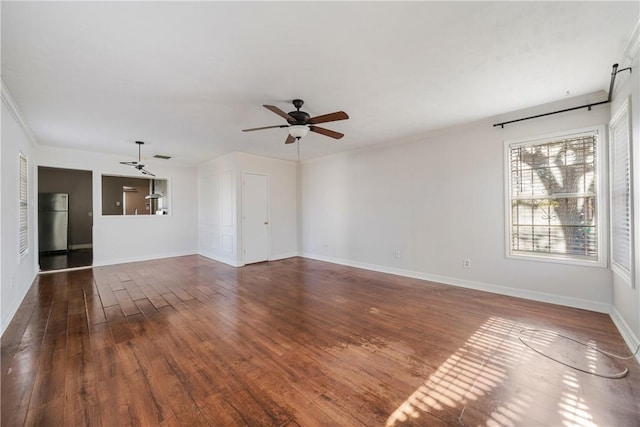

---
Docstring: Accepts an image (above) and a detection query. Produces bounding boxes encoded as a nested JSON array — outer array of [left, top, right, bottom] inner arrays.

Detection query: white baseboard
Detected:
[[197, 251, 297, 267], [198, 251, 243, 267], [299, 252, 611, 314], [269, 252, 298, 262], [610, 306, 640, 363], [92, 250, 197, 267]]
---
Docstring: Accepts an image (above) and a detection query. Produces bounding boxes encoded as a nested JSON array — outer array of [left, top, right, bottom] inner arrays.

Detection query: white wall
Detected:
[[1, 88, 39, 334], [300, 92, 613, 313], [610, 34, 640, 353], [198, 152, 239, 265], [36, 145, 199, 266], [198, 152, 297, 266]]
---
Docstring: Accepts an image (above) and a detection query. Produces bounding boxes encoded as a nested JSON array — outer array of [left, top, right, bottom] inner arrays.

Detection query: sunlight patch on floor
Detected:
[[385, 316, 603, 426], [520, 329, 598, 426], [559, 371, 595, 427], [385, 316, 529, 426]]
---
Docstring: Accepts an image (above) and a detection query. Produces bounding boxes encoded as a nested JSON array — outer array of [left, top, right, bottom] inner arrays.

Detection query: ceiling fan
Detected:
[[242, 99, 349, 144], [119, 141, 155, 176]]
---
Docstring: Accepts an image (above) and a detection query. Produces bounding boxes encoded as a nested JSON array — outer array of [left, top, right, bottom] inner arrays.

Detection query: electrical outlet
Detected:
[[463, 258, 471, 268], [394, 250, 400, 259], [10, 277, 15, 289]]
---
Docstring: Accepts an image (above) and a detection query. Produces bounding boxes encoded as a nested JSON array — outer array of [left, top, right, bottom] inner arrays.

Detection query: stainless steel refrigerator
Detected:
[[38, 193, 69, 252]]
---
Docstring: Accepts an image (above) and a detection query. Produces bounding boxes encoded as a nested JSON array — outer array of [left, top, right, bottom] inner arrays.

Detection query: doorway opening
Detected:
[[38, 166, 93, 272]]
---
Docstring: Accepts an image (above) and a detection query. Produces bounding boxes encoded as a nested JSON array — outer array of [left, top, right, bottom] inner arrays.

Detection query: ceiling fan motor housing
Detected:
[[287, 110, 310, 125], [287, 99, 310, 125]]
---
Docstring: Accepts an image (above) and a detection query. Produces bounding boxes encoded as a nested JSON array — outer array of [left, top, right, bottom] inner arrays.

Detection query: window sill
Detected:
[[507, 251, 607, 268]]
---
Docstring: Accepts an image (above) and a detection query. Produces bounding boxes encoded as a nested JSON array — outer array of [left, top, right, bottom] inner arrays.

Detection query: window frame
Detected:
[[609, 98, 634, 285], [504, 126, 608, 267], [19, 151, 28, 259], [100, 174, 171, 217]]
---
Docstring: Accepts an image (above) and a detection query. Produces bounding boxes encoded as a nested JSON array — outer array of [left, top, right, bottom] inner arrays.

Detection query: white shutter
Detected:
[[610, 102, 633, 281], [19, 153, 28, 257]]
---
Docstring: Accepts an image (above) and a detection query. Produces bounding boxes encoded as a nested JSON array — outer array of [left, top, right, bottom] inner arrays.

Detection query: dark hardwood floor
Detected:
[[39, 248, 93, 272], [2, 255, 639, 426]]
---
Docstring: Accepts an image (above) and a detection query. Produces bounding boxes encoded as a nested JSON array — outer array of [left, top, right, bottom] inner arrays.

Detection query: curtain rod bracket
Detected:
[[493, 64, 632, 128]]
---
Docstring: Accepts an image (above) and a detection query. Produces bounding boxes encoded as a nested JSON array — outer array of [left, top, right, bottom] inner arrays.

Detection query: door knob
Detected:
[[264, 221, 269, 225]]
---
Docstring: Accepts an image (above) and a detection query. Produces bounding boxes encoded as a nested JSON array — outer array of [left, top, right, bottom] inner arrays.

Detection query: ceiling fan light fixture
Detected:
[[242, 100, 348, 144], [288, 125, 309, 139], [119, 140, 155, 176]]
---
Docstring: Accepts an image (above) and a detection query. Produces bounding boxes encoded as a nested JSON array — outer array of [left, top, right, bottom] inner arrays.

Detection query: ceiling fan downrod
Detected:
[[136, 140, 143, 162]]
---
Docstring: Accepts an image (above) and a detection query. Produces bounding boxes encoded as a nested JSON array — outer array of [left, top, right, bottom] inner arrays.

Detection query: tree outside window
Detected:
[[507, 129, 603, 265]]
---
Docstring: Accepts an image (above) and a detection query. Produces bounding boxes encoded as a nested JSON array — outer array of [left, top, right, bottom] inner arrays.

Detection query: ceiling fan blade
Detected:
[[242, 125, 288, 132], [285, 134, 296, 144], [120, 161, 139, 166], [309, 111, 349, 125], [263, 105, 295, 122], [140, 168, 155, 177], [310, 126, 344, 139]]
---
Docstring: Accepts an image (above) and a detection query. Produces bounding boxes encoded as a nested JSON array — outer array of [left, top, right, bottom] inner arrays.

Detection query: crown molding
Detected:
[[622, 19, 640, 62], [1, 78, 38, 144]]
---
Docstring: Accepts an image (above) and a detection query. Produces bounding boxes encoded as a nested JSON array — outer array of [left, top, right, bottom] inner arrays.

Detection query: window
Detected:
[[101, 175, 169, 216], [505, 127, 605, 265], [19, 152, 28, 257], [610, 100, 633, 283]]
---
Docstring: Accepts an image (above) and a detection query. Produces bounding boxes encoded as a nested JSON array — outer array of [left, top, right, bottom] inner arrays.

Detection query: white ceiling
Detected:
[[2, 2, 638, 165]]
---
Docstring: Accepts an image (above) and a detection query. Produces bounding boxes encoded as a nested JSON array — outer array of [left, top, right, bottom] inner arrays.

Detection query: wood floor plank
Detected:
[[122, 277, 147, 301], [113, 288, 140, 317], [24, 333, 67, 426], [24, 397, 66, 427], [2, 255, 640, 426], [64, 332, 101, 427], [103, 305, 135, 344], [149, 352, 216, 425], [1, 372, 33, 425], [86, 294, 107, 325], [96, 283, 118, 308], [117, 340, 178, 426], [139, 283, 170, 309]]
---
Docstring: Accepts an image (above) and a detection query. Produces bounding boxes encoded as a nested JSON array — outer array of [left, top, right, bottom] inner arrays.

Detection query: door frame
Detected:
[[36, 165, 94, 272], [241, 171, 270, 264]]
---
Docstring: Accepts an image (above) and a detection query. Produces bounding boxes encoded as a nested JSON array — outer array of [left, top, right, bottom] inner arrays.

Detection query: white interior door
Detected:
[[242, 173, 269, 264]]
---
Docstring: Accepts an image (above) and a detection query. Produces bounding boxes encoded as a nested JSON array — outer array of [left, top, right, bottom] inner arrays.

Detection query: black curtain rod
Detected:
[[493, 64, 632, 128]]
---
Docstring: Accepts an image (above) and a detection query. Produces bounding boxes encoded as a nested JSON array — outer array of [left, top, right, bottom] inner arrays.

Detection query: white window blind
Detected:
[[610, 102, 633, 280], [506, 128, 603, 264], [19, 152, 28, 257]]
